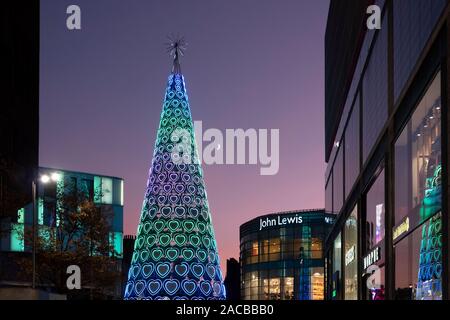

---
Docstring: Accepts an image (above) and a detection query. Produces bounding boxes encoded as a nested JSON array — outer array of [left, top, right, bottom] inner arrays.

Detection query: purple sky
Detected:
[[40, 0, 330, 269]]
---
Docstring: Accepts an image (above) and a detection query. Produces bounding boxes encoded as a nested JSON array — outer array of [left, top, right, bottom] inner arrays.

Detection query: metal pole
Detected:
[[32, 180, 37, 289]]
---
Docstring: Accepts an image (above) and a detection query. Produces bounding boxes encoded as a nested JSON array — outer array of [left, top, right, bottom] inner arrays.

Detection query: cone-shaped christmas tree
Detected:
[[124, 38, 226, 300]]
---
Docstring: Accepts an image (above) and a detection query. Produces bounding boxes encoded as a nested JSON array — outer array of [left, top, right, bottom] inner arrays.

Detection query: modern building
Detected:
[[240, 210, 334, 300], [224, 258, 240, 301], [324, 0, 449, 300], [0, 167, 124, 299]]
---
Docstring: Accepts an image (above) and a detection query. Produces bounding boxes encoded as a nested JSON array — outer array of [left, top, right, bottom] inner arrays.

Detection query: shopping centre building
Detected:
[[324, 0, 449, 300], [240, 210, 334, 300]]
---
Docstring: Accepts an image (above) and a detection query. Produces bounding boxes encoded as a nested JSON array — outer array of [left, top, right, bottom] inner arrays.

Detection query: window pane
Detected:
[[333, 146, 343, 214], [363, 14, 388, 162], [394, 72, 442, 229], [344, 207, 358, 300], [395, 213, 442, 300], [345, 98, 360, 198], [325, 173, 333, 215], [332, 232, 342, 299], [366, 169, 385, 249]]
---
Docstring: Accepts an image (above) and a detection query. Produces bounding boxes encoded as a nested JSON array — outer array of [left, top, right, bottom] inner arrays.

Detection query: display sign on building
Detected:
[[259, 214, 303, 231], [363, 247, 381, 270]]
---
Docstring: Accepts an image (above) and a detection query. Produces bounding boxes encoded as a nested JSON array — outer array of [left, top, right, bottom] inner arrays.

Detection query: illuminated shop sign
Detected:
[[259, 214, 303, 231], [363, 247, 381, 270], [393, 217, 409, 241], [345, 245, 356, 266]]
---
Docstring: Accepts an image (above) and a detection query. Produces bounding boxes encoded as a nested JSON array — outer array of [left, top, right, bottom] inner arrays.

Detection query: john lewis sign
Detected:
[[259, 215, 303, 231]]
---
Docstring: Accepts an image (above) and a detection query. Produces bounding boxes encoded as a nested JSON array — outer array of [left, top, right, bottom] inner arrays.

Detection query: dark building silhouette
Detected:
[[122, 235, 136, 296], [0, 1, 39, 287], [0, 1, 39, 226], [224, 258, 240, 301]]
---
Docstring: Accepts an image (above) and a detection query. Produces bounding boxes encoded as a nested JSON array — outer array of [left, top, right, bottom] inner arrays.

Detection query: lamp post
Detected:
[[32, 171, 61, 289]]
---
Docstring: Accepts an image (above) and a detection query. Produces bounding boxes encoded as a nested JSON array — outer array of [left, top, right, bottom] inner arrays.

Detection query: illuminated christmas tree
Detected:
[[124, 37, 226, 300]]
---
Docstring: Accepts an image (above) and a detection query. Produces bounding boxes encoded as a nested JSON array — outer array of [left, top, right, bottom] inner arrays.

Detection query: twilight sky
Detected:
[[40, 0, 330, 269]]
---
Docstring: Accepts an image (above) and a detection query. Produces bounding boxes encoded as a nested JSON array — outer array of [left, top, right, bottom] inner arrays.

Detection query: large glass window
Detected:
[[366, 169, 385, 249], [345, 97, 360, 198], [394, 72, 441, 228], [344, 207, 358, 300], [395, 213, 442, 300], [363, 14, 388, 163]]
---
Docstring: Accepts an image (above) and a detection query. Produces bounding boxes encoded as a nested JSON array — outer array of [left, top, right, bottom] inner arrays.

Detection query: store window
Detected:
[[269, 278, 281, 300], [252, 241, 259, 256], [394, 72, 441, 228], [283, 277, 294, 300], [311, 267, 325, 300], [366, 169, 385, 249], [344, 207, 358, 300], [331, 233, 342, 299], [395, 213, 442, 300], [394, 71, 442, 301]]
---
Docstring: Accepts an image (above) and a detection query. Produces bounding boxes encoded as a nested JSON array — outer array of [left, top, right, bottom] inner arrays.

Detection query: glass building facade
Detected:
[[240, 210, 334, 300], [324, 0, 449, 300], [1, 167, 124, 256], [0, 167, 124, 296]]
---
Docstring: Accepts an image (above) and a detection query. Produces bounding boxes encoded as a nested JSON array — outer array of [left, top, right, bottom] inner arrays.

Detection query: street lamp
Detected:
[[32, 171, 61, 289]]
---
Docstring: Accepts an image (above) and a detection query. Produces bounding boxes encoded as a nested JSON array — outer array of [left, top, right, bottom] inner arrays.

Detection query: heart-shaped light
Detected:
[[134, 281, 146, 295], [197, 222, 206, 234], [168, 220, 180, 232], [182, 249, 194, 261], [147, 279, 162, 295], [143, 222, 152, 233], [197, 249, 207, 262], [146, 235, 156, 247], [202, 236, 211, 248], [159, 234, 171, 246], [151, 248, 164, 261], [191, 263, 204, 278], [213, 282, 222, 296], [199, 281, 212, 296], [183, 220, 195, 232], [140, 250, 149, 262], [206, 264, 216, 279], [156, 262, 171, 278], [154, 220, 165, 232], [164, 279, 180, 295], [174, 234, 187, 246], [141, 263, 154, 278], [166, 248, 179, 261], [131, 265, 141, 278], [189, 235, 200, 247], [182, 279, 197, 295]]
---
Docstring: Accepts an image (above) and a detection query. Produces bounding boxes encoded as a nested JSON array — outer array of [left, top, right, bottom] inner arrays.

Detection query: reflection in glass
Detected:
[[366, 169, 385, 248], [344, 207, 358, 300], [395, 213, 442, 300], [395, 72, 442, 226]]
